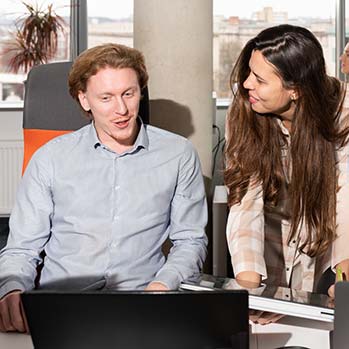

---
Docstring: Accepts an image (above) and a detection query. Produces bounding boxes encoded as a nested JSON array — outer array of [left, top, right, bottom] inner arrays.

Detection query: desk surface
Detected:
[[0, 332, 32, 349]]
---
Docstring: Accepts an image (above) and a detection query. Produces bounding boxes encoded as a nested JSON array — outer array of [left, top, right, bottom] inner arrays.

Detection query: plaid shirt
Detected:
[[226, 91, 349, 292]]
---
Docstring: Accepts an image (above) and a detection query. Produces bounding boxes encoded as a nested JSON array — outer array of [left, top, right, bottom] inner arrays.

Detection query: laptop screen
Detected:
[[181, 274, 334, 322], [22, 290, 249, 349]]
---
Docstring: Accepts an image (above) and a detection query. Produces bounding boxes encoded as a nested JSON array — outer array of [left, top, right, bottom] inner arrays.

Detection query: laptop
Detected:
[[180, 274, 334, 322], [333, 281, 349, 349], [22, 290, 249, 349]]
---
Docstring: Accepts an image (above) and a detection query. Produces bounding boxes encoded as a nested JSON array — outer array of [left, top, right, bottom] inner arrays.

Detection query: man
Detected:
[[0, 44, 208, 332]]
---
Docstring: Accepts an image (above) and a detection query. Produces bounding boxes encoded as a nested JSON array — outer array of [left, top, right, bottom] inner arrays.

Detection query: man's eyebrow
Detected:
[[97, 85, 138, 95], [97, 92, 113, 96]]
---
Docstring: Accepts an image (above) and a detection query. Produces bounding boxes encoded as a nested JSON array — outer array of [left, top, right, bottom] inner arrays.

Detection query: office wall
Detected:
[[0, 110, 23, 216], [0, 110, 23, 140], [134, 0, 213, 187]]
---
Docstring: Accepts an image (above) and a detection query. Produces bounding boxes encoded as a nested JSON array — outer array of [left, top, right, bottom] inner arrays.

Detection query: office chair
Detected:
[[22, 61, 150, 173]]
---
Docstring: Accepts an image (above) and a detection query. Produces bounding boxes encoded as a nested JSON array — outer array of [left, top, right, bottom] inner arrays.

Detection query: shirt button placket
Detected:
[[113, 157, 119, 225], [111, 157, 119, 255]]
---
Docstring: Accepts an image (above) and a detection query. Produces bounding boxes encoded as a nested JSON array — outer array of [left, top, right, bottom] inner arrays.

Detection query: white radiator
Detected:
[[0, 141, 23, 215]]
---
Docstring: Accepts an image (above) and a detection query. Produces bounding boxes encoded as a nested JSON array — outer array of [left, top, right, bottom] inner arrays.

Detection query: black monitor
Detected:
[[333, 281, 349, 349], [22, 290, 249, 349]]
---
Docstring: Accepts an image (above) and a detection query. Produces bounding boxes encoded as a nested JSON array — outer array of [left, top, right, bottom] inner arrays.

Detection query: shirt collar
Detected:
[[275, 118, 290, 137], [134, 117, 149, 151], [88, 123, 102, 149], [90, 117, 149, 153]]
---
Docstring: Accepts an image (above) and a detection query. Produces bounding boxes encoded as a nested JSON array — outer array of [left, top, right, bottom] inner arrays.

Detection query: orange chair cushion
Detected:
[[22, 129, 73, 174]]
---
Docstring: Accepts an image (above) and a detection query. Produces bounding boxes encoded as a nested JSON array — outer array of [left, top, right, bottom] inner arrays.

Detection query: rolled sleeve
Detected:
[[226, 183, 267, 279]]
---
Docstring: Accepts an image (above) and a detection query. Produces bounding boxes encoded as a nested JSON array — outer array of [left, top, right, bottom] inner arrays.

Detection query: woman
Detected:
[[340, 41, 349, 76], [225, 24, 349, 296]]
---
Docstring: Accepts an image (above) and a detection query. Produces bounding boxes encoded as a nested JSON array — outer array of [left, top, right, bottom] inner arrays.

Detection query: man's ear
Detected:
[[78, 91, 90, 111]]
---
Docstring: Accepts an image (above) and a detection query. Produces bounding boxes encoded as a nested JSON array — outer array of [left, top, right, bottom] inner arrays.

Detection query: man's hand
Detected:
[[145, 282, 169, 291], [0, 291, 29, 333]]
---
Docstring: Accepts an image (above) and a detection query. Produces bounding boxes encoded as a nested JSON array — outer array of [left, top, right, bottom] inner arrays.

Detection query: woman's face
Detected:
[[340, 43, 349, 75], [243, 50, 296, 121]]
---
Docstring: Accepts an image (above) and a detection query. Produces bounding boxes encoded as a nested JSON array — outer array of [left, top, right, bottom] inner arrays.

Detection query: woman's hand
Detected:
[[249, 310, 285, 325], [327, 259, 349, 298], [235, 271, 285, 325], [236, 271, 262, 287]]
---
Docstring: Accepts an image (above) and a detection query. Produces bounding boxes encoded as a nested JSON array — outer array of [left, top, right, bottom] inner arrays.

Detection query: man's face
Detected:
[[78, 67, 141, 153]]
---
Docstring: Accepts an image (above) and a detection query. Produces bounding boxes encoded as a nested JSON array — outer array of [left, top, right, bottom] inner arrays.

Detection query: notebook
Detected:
[[333, 281, 349, 349], [180, 274, 334, 323], [22, 289, 249, 349]]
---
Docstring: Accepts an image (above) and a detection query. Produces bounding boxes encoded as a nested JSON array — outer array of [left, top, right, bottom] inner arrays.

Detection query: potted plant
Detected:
[[2, 1, 66, 73]]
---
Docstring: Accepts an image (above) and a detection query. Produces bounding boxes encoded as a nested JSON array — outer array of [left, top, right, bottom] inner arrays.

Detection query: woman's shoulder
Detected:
[[338, 84, 349, 132], [342, 83, 349, 109]]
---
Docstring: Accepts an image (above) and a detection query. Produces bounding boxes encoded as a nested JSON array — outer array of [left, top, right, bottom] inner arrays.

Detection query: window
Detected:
[[0, 0, 134, 108], [87, 0, 133, 48], [0, 0, 71, 107], [213, 0, 336, 101], [346, 0, 349, 45]]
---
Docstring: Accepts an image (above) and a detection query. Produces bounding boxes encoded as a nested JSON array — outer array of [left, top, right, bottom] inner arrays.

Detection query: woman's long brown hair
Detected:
[[224, 25, 349, 257]]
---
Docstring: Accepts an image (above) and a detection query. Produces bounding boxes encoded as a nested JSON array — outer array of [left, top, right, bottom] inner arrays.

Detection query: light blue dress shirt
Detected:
[[0, 122, 207, 298]]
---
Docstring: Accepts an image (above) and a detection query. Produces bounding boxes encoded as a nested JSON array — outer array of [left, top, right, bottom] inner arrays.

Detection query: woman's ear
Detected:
[[290, 89, 300, 101]]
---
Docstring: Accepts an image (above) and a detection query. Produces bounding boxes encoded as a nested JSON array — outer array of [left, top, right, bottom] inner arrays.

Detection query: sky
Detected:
[[1, 0, 133, 19], [1, 0, 338, 20], [1, 0, 71, 17], [87, 0, 335, 20], [213, 0, 335, 19], [87, 0, 133, 19]]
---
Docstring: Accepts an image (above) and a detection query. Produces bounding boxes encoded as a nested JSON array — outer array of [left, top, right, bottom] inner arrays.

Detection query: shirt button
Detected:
[[111, 242, 117, 248], [286, 267, 290, 271], [113, 215, 119, 221], [114, 186, 120, 191]]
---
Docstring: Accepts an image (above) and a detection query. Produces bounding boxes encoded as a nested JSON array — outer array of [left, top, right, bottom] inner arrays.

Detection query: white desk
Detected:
[[250, 316, 333, 349], [0, 332, 33, 349]]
